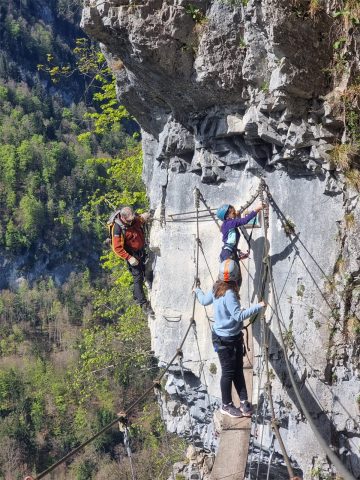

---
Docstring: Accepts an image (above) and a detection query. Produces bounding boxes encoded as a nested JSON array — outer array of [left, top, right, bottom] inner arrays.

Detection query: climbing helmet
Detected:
[[218, 259, 240, 282], [216, 204, 231, 221]]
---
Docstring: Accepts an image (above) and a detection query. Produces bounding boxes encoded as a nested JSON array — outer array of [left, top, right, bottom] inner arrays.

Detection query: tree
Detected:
[[18, 193, 46, 241]]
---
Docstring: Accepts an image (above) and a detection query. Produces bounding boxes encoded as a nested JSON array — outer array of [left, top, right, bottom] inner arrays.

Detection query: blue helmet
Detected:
[[216, 204, 230, 221]]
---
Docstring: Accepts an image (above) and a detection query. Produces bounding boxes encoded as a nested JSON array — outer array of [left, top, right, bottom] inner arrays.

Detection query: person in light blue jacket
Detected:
[[195, 259, 265, 418]]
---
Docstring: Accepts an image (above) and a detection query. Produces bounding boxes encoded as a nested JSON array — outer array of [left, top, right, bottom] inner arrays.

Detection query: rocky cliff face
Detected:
[[82, 1, 360, 478]]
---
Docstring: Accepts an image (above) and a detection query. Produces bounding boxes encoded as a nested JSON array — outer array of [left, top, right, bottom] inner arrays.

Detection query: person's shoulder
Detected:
[[221, 219, 231, 231], [225, 288, 236, 296], [113, 222, 123, 235], [134, 215, 144, 226], [225, 289, 238, 301]]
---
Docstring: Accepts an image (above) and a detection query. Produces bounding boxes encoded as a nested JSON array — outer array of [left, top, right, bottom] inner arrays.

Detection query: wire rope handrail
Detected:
[[25, 180, 356, 480], [25, 311, 197, 480], [194, 180, 288, 479], [255, 179, 295, 480], [261, 181, 356, 480], [24, 186, 211, 480], [154, 385, 177, 480]]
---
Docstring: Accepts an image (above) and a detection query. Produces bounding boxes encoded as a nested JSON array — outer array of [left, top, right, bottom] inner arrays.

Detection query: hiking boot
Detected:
[[220, 402, 243, 418], [142, 301, 155, 317], [240, 400, 253, 417]]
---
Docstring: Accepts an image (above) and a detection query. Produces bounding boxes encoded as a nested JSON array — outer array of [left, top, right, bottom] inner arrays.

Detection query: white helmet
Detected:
[[218, 259, 240, 282]]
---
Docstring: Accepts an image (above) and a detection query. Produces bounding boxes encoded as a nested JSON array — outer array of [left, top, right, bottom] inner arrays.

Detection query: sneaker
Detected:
[[141, 302, 155, 316], [240, 400, 253, 417], [220, 402, 243, 418]]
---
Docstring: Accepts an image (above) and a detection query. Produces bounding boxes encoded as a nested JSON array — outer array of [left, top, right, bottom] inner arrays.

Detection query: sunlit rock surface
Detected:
[[82, 1, 360, 477]]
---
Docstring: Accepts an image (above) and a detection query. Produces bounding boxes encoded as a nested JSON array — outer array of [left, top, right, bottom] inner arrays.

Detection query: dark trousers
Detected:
[[126, 251, 153, 306], [212, 332, 247, 405], [127, 260, 147, 305]]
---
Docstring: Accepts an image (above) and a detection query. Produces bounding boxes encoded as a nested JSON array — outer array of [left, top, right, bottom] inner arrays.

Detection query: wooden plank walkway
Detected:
[[211, 327, 253, 480]]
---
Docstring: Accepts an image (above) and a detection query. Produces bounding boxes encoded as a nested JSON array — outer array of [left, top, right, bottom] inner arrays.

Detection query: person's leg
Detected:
[[220, 248, 232, 262], [234, 257, 242, 287], [144, 251, 154, 289], [233, 341, 252, 416], [217, 343, 243, 417], [127, 261, 146, 305], [217, 345, 236, 405], [233, 342, 247, 401]]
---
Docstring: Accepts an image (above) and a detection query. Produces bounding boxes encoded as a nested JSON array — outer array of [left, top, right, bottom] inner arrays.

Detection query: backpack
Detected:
[[106, 209, 127, 247]]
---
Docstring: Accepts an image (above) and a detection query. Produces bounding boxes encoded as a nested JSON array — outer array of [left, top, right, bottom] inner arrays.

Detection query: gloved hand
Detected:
[[140, 212, 151, 222], [254, 203, 264, 213], [128, 256, 139, 266]]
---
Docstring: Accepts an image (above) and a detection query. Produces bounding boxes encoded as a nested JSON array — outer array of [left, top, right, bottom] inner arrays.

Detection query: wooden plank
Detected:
[[211, 326, 253, 480]]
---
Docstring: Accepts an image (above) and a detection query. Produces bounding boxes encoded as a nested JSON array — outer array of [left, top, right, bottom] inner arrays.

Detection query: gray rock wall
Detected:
[[82, 0, 360, 478]]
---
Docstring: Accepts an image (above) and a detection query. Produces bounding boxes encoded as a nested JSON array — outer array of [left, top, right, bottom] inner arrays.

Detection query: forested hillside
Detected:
[[0, 1, 185, 478]]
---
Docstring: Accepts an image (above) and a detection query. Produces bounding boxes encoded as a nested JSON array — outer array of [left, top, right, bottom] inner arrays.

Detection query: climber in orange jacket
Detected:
[[112, 206, 154, 316]]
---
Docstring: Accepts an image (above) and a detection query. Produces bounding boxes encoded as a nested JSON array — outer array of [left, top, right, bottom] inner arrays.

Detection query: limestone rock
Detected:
[[82, 0, 360, 478]]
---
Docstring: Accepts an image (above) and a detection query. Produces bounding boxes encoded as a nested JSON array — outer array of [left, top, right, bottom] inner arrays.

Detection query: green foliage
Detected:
[[333, 1, 360, 26], [333, 37, 347, 50], [128, 403, 187, 479], [0, 369, 24, 413], [283, 217, 296, 236], [260, 81, 270, 93], [185, 4, 206, 22], [209, 363, 217, 374], [39, 38, 131, 134], [283, 320, 295, 350], [296, 284, 305, 297], [71, 301, 151, 404], [79, 142, 148, 246], [0, 8, 176, 479], [238, 38, 247, 50], [19, 193, 46, 236], [86, 79, 129, 135], [0, 0, 82, 87], [0, 74, 141, 258], [0, 268, 154, 475], [75, 459, 96, 480]]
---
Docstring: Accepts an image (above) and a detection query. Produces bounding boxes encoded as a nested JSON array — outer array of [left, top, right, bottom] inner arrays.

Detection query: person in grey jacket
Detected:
[[194, 259, 265, 418]]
